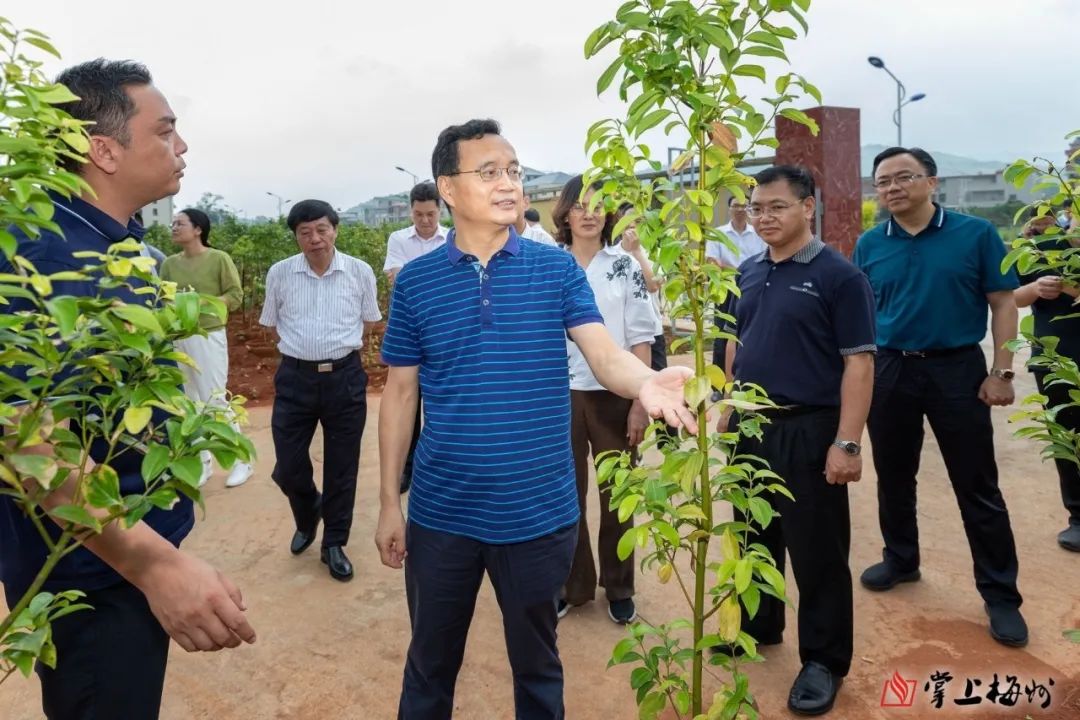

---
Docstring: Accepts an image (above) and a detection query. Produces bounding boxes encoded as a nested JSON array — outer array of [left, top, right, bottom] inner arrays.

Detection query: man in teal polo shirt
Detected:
[[853, 147, 1027, 647]]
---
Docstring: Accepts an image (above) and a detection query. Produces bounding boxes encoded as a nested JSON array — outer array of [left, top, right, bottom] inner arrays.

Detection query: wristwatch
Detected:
[[990, 368, 1016, 381], [832, 440, 861, 456]]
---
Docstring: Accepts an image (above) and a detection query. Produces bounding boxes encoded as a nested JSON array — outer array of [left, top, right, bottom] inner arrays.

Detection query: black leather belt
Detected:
[[280, 351, 358, 373], [882, 345, 977, 359]]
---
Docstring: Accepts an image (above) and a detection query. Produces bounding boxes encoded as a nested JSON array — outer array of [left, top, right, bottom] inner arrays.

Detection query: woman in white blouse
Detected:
[[555, 175, 663, 625]]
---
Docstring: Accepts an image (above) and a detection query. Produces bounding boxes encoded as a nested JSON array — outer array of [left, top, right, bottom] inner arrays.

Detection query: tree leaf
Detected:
[[123, 406, 153, 434]]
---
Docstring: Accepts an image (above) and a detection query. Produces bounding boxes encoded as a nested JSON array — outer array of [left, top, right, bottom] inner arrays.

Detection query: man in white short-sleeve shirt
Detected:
[[260, 199, 381, 582], [705, 196, 765, 371], [383, 182, 451, 283], [381, 182, 450, 493]]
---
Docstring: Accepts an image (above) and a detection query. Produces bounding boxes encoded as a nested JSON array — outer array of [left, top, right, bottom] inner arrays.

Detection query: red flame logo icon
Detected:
[[880, 670, 917, 707]]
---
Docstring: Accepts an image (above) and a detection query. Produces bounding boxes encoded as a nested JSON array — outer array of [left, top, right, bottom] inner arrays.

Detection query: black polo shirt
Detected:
[[1017, 235, 1080, 365], [728, 237, 877, 407]]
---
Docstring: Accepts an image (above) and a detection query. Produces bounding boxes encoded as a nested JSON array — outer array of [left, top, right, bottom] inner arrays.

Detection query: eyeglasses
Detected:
[[746, 202, 798, 219], [872, 173, 928, 190], [448, 166, 524, 183], [569, 203, 601, 214]]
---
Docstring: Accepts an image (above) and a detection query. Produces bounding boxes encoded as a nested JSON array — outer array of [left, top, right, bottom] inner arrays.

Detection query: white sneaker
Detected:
[[225, 462, 253, 488], [197, 453, 213, 488]]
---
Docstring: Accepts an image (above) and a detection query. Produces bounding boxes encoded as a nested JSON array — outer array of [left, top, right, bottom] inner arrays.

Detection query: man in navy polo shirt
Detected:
[[854, 146, 1027, 647], [721, 165, 876, 716], [1, 60, 255, 720], [375, 118, 697, 720]]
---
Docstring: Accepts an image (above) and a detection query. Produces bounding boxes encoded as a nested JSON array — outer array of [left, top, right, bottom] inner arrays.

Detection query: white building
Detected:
[[140, 196, 173, 227]]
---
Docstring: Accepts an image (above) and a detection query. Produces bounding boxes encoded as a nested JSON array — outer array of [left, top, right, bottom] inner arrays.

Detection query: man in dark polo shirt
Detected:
[[375, 118, 697, 720], [1013, 211, 1080, 552], [722, 165, 876, 716], [0, 60, 255, 720], [854, 146, 1027, 647]]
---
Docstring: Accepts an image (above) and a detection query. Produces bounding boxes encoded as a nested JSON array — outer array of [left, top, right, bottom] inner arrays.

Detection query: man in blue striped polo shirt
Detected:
[[375, 119, 697, 720]]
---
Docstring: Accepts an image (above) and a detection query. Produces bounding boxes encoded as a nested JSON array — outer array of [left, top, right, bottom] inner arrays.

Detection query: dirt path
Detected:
[[3, 346, 1079, 719]]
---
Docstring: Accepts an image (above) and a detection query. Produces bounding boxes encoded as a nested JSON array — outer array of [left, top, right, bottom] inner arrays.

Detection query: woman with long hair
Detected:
[[554, 175, 662, 624], [161, 208, 250, 488]]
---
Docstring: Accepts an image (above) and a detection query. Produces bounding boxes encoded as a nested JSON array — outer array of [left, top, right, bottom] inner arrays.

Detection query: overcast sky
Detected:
[[9, 0, 1078, 217]]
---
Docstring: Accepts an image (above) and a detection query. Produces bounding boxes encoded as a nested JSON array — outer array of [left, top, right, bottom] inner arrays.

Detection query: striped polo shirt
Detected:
[[381, 228, 603, 543]]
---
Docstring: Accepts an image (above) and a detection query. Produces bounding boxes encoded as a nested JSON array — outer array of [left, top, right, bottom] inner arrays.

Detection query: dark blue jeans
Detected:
[[399, 521, 577, 720]]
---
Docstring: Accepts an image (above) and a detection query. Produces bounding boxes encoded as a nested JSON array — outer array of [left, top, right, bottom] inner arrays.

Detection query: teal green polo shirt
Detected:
[[852, 204, 1018, 351]]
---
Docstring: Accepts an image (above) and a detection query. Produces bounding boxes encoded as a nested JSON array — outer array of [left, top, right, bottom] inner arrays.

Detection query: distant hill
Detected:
[[861, 144, 1007, 178]]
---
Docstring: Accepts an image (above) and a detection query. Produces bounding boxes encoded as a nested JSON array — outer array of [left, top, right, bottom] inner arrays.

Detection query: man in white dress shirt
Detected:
[[383, 182, 451, 283], [706, 196, 766, 371], [261, 199, 382, 581], [382, 183, 450, 493], [521, 207, 558, 246]]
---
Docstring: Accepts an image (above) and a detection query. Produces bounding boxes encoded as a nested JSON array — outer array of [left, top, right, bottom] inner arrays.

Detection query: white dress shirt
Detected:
[[383, 224, 450, 272], [260, 250, 382, 361], [567, 245, 662, 391], [705, 221, 766, 267], [521, 222, 558, 247]]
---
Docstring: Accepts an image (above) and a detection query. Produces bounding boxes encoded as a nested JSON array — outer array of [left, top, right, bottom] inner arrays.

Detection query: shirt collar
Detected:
[[445, 226, 521, 265], [50, 190, 146, 244], [756, 236, 825, 265], [885, 202, 946, 237], [294, 248, 344, 275], [720, 221, 755, 238], [410, 224, 449, 242]]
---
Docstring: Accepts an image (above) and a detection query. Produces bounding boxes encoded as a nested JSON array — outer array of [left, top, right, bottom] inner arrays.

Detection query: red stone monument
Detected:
[[775, 106, 862, 257]]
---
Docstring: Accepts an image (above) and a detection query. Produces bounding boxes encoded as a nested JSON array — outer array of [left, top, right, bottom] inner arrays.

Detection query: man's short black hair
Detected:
[[524, 208, 540, 222], [287, 200, 339, 232], [754, 165, 816, 200], [872, 146, 938, 178], [410, 181, 441, 207], [432, 119, 501, 179], [54, 58, 153, 170]]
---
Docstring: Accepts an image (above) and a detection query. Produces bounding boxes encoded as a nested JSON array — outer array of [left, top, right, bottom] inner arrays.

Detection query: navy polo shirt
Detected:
[[1017, 235, 1080, 365], [0, 192, 194, 607], [728, 238, 877, 407], [853, 204, 1018, 351], [381, 228, 603, 543]]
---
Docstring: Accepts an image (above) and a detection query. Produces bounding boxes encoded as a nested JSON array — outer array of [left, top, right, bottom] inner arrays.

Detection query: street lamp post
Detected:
[[265, 191, 291, 218], [395, 166, 420, 186], [867, 56, 925, 146]]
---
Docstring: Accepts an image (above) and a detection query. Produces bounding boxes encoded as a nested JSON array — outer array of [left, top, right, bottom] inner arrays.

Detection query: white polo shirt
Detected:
[[260, 250, 381, 361], [521, 222, 558, 247], [706, 221, 765, 267], [566, 245, 662, 391], [383, 224, 450, 272]]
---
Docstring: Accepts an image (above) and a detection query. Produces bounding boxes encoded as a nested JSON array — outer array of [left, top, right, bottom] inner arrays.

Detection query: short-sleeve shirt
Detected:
[[567, 245, 661, 390], [259, 250, 381, 361], [383, 224, 450, 272], [853, 204, 1018, 350], [729, 238, 877, 407], [1017, 235, 1080, 364], [381, 228, 603, 543], [0, 192, 194, 606], [706, 222, 766, 267]]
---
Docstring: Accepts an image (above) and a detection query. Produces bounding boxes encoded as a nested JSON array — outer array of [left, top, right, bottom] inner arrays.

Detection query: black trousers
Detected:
[[37, 580, 169, 720], [867, 347, 1022, 606], [1034, 372, 1080, 525], [400, 522, 577, 720], [271, 354, 368, 548], [735, 407, 853, 676]]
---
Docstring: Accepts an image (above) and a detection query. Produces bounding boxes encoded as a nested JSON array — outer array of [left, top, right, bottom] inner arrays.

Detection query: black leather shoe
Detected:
[[289, 493, 321, 555], [985, 603, 1028, 647], [290, 528, 317, 555], [321, 546, 354, 581], [788, 661, 842, 716], [1058, 524, 1080, 552], [859, 561, 920, 591]]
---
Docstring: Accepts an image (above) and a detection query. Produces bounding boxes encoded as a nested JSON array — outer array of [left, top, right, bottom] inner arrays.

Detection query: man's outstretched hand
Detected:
[[639, 366, 698, 434]]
